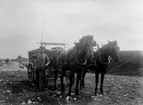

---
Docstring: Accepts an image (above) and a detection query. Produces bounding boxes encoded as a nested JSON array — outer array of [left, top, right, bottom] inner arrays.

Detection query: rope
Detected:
[[46, 64, 65, 76], [90, 58, 96, 64], [107, 54, 139, 74]]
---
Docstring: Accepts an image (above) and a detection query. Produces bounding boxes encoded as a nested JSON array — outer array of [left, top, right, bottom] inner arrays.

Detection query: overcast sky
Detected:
[[0, 0, 143, 58]]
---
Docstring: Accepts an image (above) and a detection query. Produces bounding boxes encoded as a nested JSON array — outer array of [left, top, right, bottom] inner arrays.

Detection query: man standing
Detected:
[[31, 48, 50, 90]]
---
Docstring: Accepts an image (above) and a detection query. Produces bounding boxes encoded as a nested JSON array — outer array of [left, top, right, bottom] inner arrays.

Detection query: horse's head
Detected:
[[74, 35, 95, 63], [106, 40, 120, 62]]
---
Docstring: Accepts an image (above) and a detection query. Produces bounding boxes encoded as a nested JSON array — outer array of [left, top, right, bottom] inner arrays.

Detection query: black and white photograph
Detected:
[[0, 0, 143, 105]]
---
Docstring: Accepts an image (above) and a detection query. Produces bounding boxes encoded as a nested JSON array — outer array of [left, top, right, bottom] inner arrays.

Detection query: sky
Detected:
[[0, 0, 143, 58]]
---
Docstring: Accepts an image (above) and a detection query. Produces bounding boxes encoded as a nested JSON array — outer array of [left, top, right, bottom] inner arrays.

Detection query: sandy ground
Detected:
[[0, 61, 143, 105]]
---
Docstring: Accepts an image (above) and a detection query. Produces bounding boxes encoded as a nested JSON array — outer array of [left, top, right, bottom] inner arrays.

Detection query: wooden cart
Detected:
[[27, 42, 67, 88]]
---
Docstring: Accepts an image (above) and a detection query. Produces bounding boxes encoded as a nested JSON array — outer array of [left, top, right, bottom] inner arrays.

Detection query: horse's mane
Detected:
[[76, 35, 93, 52], [101, 41, 117, 50], [75, 35, 94, 61], [78, 35, 93, 48], [100, 43, 109, 52], [97, 41, 118, 57]]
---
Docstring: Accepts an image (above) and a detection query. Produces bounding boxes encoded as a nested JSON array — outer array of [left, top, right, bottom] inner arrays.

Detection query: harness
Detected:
[[97, 51, 111, 65]]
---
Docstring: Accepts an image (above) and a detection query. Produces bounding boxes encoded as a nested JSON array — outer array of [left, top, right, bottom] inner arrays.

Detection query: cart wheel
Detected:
[[27, 65, 34, 82]]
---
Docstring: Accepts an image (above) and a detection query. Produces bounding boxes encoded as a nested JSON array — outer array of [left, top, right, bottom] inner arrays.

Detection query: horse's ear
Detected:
[[113, 40, 117, 45], [91, 35, 93, 40]]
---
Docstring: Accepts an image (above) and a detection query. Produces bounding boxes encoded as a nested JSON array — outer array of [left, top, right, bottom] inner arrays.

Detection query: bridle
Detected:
[[91, 43, 113, 65]]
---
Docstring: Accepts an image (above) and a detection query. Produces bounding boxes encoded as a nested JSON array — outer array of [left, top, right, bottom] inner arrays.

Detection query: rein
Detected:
[[90, 57, 96, 64], [107, 54, 139, 74]]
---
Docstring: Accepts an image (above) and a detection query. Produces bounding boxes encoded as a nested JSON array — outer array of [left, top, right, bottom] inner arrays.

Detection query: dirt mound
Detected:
[[108, 50, 143, 76]]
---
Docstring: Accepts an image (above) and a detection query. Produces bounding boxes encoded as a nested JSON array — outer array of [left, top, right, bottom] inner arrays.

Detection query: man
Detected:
[[32, 50, 50, 90]]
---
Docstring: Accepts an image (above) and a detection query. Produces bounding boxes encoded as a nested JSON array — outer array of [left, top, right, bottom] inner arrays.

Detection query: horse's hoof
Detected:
[[77, 95, 82, 98], [100, 92, 105, 95], [94, 92, 98, 96], [53, 87, 57, 91], [67, 92, 71, 96], [75, 93, 79, 96], [66, 96, 71, 100], [61, 88, 65, 91], [75, 91, 79, 96]]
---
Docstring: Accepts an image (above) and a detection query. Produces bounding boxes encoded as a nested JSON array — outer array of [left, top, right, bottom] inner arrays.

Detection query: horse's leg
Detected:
[[53, 71, 58, 90], [79, 71, 82, 90], [95, 72, 99, 95], [60, 71, 65, 91], [82, 70, 87, 89], [68, 73, 74, 96], [75, 72, 81, 95], [100, 73, 105, 94]]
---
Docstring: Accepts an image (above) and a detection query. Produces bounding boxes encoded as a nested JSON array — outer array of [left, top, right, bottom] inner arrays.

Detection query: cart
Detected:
[[27, 42, 67, 88]]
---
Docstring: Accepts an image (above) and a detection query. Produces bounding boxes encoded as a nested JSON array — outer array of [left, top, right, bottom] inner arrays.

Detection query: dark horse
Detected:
[[55, 35, 95, 95], [81, 40, 119, 95]]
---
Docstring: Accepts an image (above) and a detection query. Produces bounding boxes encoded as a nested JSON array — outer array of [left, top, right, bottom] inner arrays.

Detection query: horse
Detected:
[[80, 40, 120, 95], [55, 35, 95, 95]]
